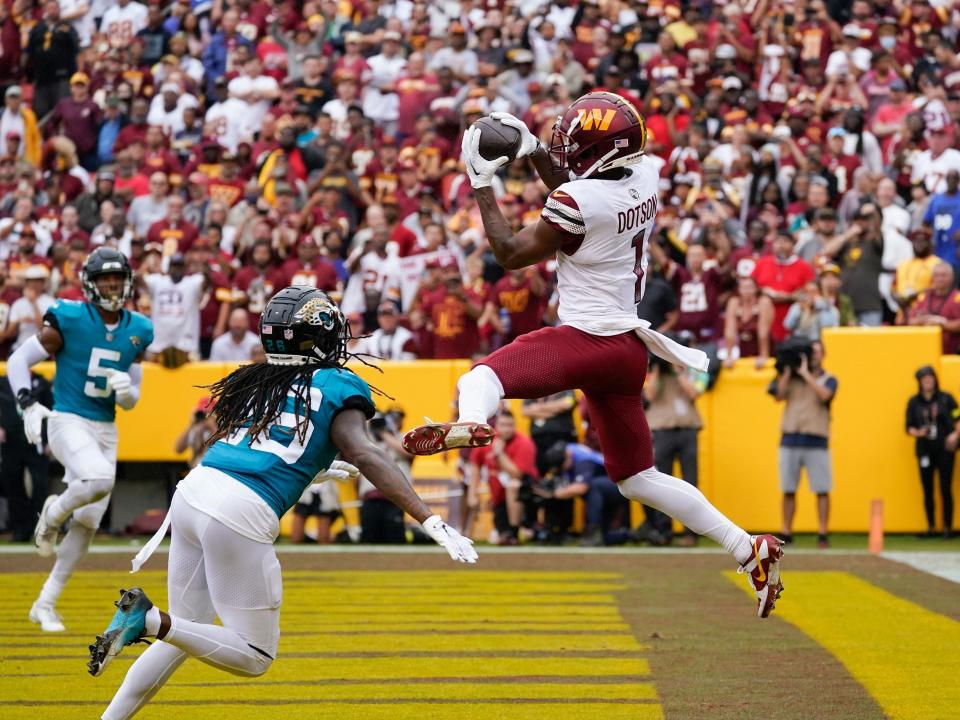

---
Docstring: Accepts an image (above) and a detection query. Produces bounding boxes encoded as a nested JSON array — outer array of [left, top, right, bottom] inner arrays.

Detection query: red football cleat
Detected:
[[739, 534, 784, 618], [402, 421, 494, 456]]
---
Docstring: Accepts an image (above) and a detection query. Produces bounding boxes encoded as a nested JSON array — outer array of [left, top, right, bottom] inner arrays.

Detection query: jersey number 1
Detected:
[[631, 228, 650, 303]]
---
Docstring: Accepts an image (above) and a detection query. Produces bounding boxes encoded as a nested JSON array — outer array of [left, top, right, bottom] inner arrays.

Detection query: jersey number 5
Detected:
[[84, 348, 122, 398]]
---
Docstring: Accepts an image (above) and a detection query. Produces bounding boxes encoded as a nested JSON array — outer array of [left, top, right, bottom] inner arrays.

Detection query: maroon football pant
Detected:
[[479, 325, 653, 482]]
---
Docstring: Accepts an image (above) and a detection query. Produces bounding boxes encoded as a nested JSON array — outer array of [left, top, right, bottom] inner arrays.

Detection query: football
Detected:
[[474, 116, 522, 163]]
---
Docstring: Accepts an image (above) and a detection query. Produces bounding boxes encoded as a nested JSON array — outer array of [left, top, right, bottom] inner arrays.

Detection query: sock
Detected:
[[101, 641, 188, 720], [456, 365, 504, 424], [46, 477, 113, 528], [620, 467, 754, 565], [37, 523, 96, 606], [144, 606, 161, 637], [163, 615, 272, 677]]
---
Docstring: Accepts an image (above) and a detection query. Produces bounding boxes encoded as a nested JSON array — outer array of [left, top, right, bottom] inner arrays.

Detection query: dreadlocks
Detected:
[[204, 352, 391, 447]]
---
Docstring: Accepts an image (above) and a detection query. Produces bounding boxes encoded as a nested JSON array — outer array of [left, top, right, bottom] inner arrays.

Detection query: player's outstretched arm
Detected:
[[332, 409, 477, 563], [476, 188, 566, 269]]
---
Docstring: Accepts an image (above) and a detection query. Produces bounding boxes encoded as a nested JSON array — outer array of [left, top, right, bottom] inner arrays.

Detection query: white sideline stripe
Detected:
[[0, 544, 875, 556], [882, 551, 960, 584]]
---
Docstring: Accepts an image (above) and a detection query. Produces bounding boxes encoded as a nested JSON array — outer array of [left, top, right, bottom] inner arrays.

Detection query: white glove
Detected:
[[490, 112, 541, 159], [461, 125, 508, 189], [422, 515, 478, 564], [314, 460, 360, 484], [105, 370, 133, 404], [22, 402, 51, 445]]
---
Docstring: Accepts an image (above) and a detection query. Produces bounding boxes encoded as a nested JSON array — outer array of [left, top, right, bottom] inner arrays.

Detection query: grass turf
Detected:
[[0, 550, 957, 719]]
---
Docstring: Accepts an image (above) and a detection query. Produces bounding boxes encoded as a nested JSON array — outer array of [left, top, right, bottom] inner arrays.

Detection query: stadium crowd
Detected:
[[1, 0, 960, 545]]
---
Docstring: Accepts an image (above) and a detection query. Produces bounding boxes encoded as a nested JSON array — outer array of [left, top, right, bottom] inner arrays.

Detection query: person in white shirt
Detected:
[[911, 124, 960, 194], [352, 299, 418, 361], [209, 308, 260, 362], [0, 87, 27, 159], [5, 265, 54, 351], [140, 254, 207, 364], [59, 0, 94, 46], [99, 0, 148, 48], [321, 74, 360, 141], [226, 56, 279, 132], [427, 22, 477, 83], [877, 177, 911, 236], [147, 83, 199, 136], [363, 31, 406, 136], [205, 83, 256, 153], [127, 172, 170, 238]]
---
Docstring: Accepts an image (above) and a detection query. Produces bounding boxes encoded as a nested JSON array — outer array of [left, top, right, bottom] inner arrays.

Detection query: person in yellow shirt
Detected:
[[895, 228, 941, 317]]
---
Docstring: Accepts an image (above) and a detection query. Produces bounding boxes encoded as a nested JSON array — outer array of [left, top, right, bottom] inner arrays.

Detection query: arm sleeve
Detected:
[[6, 335, 50, 402]]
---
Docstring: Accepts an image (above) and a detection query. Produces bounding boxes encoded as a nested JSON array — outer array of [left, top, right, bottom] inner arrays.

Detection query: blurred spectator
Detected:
[[823, 203, 885, 326], [468, 411, 537, 545], [26, 2, 80, 119], [643, 354, 706, 547], [128, 172, 170, 238], [208, 307, 259, 362], [784, 280, 839, 342], [360, 408, 413, 544], [173, 396, 217, 468], [5, 266, 53, 351], [418, 261, 483, 359], [770, 340, 837, 548], [48, 74, 101, 170], [290, 482, 339, 544], [353, 299, 417, 361], [908, 263, 960, 354], [906, 366, 956, 539], [0, 87, 41, 166], [139, 253, 207, 366], [894, 229, 939, 313], [753, 233, 816, 344], [922, 170, 960, 278], [0, 370, 51, 541], [521, 391, 578, 477], [722, 274, 774, 368], [485, 267, 547, 346]]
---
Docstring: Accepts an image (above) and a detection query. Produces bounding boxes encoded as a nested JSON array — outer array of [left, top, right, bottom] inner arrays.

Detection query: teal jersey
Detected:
[[44, 301, 154, 422], [201, 367, 375, 518]]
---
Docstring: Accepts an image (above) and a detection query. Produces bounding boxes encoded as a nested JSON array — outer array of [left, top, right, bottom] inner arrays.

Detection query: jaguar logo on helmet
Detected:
[[550, 91, 648, 179], [293, 296, 339, 331]]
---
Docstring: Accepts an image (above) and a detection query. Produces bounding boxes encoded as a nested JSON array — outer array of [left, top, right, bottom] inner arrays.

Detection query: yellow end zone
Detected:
[[725, 570, 960, 720]]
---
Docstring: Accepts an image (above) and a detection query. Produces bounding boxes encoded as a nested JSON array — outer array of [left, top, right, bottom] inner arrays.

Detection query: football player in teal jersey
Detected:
[[6, 247, 153, 633], [89, 286, 476, 718]]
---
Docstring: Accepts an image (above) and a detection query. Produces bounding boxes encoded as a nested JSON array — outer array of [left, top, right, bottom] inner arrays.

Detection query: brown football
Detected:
[[474, 116, 522, 163]]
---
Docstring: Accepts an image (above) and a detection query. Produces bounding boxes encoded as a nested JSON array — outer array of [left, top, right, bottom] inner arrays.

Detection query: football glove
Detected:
[[461, 125, 508, 189], [21, 402, 51, 446], [422, 514, 478, 564], [314, 460, 360, 484], [489, 112, 541, 159], [104, 370, 134, 405]]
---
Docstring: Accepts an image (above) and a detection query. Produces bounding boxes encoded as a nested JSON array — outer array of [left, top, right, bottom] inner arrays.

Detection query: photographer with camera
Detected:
[[905, 366, 957, 539], [769, 339, 838, 548], [173, 396, 217, 468], [535, 441, 631, 547]]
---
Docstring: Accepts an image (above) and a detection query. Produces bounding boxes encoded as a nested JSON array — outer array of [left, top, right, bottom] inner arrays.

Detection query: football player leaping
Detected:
[[87, 287, 475, 719], [402, 91, 784, 618], [6, 247, 154, 632]]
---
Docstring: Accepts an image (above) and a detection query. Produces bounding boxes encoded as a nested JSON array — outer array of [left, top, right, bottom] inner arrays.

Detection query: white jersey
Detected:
[[911, 148, 960, 194], [144, 273, 205, 355], [99, 2, 148, 48], [540, 158, 660, 336]]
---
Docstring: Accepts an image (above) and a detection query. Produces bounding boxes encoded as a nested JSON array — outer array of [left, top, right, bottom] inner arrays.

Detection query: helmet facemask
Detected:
[[81, 269, 132, 312]]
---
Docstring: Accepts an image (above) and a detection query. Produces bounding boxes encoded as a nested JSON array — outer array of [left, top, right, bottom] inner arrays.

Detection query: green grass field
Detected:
[[1, 548, 958, 720]]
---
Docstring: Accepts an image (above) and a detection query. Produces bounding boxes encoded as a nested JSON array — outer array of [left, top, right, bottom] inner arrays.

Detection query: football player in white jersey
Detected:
[[402, 91, 785, 618]]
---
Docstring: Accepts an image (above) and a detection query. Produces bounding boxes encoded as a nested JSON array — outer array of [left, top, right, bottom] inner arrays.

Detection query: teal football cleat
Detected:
[[88, 588, 153, 677]]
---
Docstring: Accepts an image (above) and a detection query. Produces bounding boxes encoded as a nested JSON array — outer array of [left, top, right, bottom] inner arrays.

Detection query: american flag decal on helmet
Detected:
[[614, 138, 628, 148]]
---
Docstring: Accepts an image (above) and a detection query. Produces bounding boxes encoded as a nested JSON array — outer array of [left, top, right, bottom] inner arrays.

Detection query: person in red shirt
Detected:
[[230, 238, 277, 331], [908, 262, 960, 354], [487, 268, 547, 344], [145, 195, 200, 256], [729, 219, 774, 280], [644, 92, 690, 161], [50, 205, 90, 249], [207, 154, 246, 207], [139, 125, 182, 180], [651, 241, 724, 345], [823, 127, 862, 194], [114, 97, 150, 153], [419, 262, 484, 359], [275, 235, 340, 292], [467, 411, 539, 545], [360, 137, 401, 206], [395, 53, 439, 138], [752, 233, 816, 343]]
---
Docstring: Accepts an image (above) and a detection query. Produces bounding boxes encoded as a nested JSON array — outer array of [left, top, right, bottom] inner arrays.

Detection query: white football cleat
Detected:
[[34, 494, 60, 557], [29, 601, 66, 632]]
